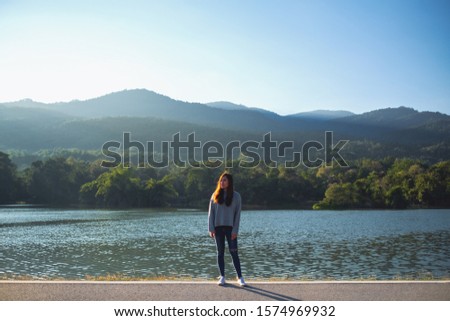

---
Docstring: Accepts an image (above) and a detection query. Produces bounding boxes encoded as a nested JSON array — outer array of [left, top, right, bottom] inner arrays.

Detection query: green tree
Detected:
[[313, 182, 360, 209], [145, 175, 178, 207], [385, 185, 408, 209], [415, 161, 450, 207], [79, 167, 142, 207], [364, 171, 385, 208], [0, 151, 19, 204], [184, 168, 216, 207], [25, 157, 91, 205]]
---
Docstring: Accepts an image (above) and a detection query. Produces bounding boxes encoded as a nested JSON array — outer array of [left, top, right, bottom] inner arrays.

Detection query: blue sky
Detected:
[[0, 0, 449, 115]]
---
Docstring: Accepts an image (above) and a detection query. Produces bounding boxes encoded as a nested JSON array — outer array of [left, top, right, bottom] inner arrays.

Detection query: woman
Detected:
[[208, 172, 246, 286]]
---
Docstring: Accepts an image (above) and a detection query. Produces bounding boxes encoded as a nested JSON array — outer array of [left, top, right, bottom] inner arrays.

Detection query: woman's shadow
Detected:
[[225, 284, 300, 301]]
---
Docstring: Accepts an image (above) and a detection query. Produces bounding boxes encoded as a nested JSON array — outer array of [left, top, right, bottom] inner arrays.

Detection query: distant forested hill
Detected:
[[1, 90, 449, 164]]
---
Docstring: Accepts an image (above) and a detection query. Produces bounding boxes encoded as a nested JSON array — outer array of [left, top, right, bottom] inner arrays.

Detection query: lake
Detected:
[[0, 207, 449, 280]]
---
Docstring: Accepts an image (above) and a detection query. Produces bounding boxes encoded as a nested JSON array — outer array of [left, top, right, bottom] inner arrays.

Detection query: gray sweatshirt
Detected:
[[208, 191, 242, 235]]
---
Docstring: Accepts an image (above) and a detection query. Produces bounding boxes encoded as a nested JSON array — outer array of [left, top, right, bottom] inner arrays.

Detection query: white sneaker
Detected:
[[237, 277, 247, 287], [217, 276, 225, 286]]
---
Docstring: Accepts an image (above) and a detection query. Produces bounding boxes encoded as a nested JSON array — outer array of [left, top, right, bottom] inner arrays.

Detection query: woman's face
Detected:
[[220, 176, 229, 189]]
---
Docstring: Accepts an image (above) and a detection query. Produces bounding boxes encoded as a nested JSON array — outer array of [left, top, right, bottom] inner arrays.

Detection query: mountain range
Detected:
[[1, 89, 449, 163]]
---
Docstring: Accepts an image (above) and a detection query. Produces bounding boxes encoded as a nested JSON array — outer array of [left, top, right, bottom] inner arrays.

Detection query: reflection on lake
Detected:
[[0, 208, 449, 279]]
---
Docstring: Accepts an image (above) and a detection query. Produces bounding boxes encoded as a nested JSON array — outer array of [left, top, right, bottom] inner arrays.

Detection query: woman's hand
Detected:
[[209, 231, 215, 238], [231, 233, 237, 240]]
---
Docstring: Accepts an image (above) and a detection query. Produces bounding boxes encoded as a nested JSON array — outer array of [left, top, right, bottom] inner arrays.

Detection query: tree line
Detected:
[[1, 151, 449, 209]]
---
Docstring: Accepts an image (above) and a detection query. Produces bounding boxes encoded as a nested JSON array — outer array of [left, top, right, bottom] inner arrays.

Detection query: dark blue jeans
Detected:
[[214, 226, 242, 278]]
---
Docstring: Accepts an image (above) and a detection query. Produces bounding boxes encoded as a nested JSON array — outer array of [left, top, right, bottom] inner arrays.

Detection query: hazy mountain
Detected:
[[1, 90, 449, 162], [6, 89, 214, 119], [5, 90, 447, 132], [4, 89, 303, 133], [334, 106, 449, 129], [3, 98, 50, 109], [289, 110, 355, 120], [206, 101, 248, 111], [0, 104, 72, 151], [206, 101, 279, 118], [0, 111, 259, 152], [0, 104, 72, 123]]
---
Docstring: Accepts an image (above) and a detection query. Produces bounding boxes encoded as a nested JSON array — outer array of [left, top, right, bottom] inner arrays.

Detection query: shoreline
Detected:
[[1, 275, 449, 282], [2, 203, 450, 211], [2, 280, 450, 283], [2, 205, 450, 212]]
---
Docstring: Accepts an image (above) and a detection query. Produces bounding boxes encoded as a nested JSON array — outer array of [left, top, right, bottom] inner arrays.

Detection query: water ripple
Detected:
[[0, 208, 449, 279]]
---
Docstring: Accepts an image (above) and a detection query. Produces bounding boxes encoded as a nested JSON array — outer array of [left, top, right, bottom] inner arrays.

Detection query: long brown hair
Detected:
[[213, 172, 234, 206]]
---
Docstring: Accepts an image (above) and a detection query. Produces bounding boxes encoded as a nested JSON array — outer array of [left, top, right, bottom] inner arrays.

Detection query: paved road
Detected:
[[1, 281, 449, 301]]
